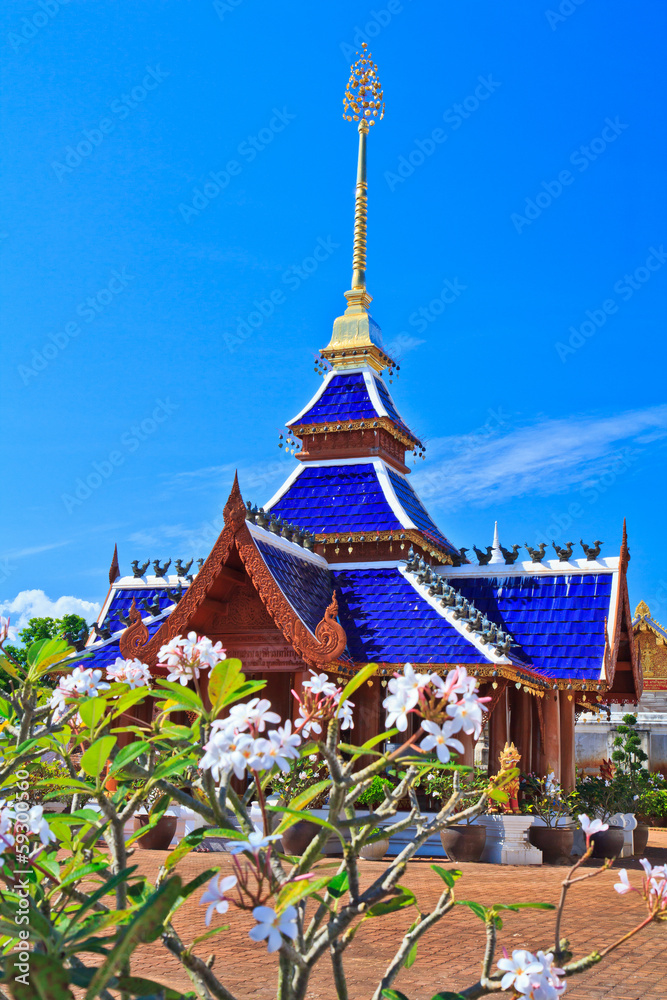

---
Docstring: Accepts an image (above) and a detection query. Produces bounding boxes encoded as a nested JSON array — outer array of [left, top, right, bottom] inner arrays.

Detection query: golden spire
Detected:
[[321, 43, 394, 374]]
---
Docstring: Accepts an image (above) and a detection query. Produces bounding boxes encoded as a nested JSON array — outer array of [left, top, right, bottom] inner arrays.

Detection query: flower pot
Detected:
[[633, 822, 650, 856], [590, 825, 625, 859], [360, 837, 390, 860], [439, 824, 486, 863], [135, 814, 178, 851], [528, 825, 574, 863], [281, 820, 321, 856]]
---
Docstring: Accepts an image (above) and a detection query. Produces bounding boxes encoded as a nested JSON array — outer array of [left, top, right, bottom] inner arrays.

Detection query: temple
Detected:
[[81, 44, 640, 789]]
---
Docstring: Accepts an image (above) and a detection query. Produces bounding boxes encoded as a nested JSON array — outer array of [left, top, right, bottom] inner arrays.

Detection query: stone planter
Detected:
[[360, 837, 390, 860], [609, 812, 637, 858], [633, 822, 650, 856], [440, 824, 486, 863], [590, 825, 625, 859], [528, 825, 574, 863], [476, 815, 542, 865], [281, 820, 321, 856], [135, 814, 178, 850]]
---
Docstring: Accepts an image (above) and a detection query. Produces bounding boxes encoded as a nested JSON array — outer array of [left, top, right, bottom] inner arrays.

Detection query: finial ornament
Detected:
[[321, 43, 394, 373], [343, 42, 385, 126]]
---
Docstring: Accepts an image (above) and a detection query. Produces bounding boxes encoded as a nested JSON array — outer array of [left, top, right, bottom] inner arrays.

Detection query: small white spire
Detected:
[[489, 520, 504, 564]]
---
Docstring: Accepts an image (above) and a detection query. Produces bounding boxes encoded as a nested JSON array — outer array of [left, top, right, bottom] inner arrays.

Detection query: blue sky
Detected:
[[1, 0, 666, 629]]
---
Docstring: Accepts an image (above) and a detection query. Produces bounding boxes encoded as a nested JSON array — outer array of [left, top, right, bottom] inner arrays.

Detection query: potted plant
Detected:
[[356, 776, 394, 859], [637, 778, 667, 830], [522, 771, 576, 863], [269, 755, 330, 855], [572, 764, 625, 858], [135, 787, 178, 851], [427, 768, 488, 862], [611, 714, 652, 855]]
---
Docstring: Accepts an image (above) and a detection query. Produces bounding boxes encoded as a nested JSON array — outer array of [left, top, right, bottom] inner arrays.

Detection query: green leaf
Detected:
[[490, 901, 555, 912], [208, 657, 244, 714], [187, 924, 230, 949], [488, 786, 509, 803], [272, 804, 340, 840], [26, 637, 72, 672], [84, 877, 184, 999], [154, 679, 202, 710], [285, 779, 332, 813], [276, 876, 331, 912], [80, 735, 117, 778], [107, 741, 146, 775], [405, 939, 418, 969], [78, 696, 107, 731], [455, 900, 487, 921], [3, 952, 75, 999], [360, 728, 399, 750], [381, 990, 411, 1000], [367, 886, 416, 918], [327, 870, 349, 899], [430, 864, 462, 889], [115, 976, 187, 1000], [111, 687, 150, 718], [0, 656, 20, 680], [430, 993, 467, 1000], [164, 826, 206, 870], [152, 750, 194, 781], [336, 662, 378, 713]]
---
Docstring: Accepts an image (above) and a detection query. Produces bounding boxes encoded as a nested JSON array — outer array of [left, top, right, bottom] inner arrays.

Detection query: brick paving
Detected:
[[122, 831, 667, 999]]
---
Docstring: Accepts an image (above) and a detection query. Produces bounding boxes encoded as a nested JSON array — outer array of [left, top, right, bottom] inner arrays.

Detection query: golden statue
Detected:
[[491, 741, 522, 814]]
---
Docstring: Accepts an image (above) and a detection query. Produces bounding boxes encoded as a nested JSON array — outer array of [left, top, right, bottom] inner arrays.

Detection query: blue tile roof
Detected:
[[443, 573, 611, 681], [291, 373, 377, 425], [386, 469, 458, 556], [373, 376, 417, 442], [103, 586, 185, 633], [255, 539, 333, 633], [82, 618, 166, 671], [333, 567, 492, 665], [270, 464, 405, 534]]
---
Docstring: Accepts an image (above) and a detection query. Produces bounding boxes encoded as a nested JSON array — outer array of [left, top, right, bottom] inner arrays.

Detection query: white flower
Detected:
[[71, 666, 109, 698], [254, 722, 301, 773], [639, 858, 667, 880], [614, 869, 632, 895], [0, 801, 15, 860], [297, 704, 322, 738], [106, 657, 151, 688], [383, 687, 413, 732], [199, 731, 260, 781], [420, 720, 465, 764], [497, 949, 544, 994], [338, 699, 354, 730], [199, 873, 237, 926], [533, 951, 567, 998], [227, 698, 280, 734], [158, 632, 225, 684], [387, 663, 428, 711], [229, 831, 281, 856], [249, 905, 298, 953], [302, 671, 337, 697], [578, 814, 608, 840], [446, 694, 485, 737], [0, 617, 17, 644]]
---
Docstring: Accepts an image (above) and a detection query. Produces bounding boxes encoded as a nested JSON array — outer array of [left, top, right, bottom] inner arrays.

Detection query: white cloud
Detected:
[[413, 404, 667, 510], [0, 590, 101, 634]]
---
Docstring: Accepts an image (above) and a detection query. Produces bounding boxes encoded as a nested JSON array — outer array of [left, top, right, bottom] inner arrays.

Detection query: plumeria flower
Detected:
[[22, 805, 56, 846], [639, 858, 667, 880], [497, 949, 544, 994], [296, 704, 322, 738], [420, 720, 465, 764], [71, 666, 109, 698], [106, 657, 151, 688], [0, 617, 17, 644], [229, 831, 281, 856], [200, 873, 237, 926], [302, 671, 338, 697], [0, 801, 16, 860], [578, 813, 608, 841], [158, 632, 225, 684], [446, 694, 485, 737], [533, 950, 566, 998], [614, 869, 632, 895], [249, 905, 298, 953], [386, 663, 429, 711], [254, 722, 301, 772], [228, 698, 280, 733], [338, 699, 354, 731], [383, 686, 414, 732]]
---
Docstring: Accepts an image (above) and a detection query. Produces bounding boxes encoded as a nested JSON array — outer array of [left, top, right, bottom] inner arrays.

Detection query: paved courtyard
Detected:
[[124, 831, 667, 1000]]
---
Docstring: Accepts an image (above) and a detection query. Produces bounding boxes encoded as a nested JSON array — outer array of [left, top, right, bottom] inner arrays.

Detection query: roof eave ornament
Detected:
[[321, 43, 395, 375]]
